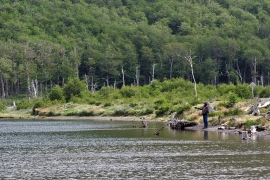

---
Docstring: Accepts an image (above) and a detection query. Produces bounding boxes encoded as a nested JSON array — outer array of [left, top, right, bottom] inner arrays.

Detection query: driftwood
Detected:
[[256, 125, 267, 131], [154, 126, 164, 135], [141, 120, 148, 128], [167, 119, 197, 130], [246, 98, 270, 116]]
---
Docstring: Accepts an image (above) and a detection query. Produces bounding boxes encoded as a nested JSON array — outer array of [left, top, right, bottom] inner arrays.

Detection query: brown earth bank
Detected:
[[1, 99, 270, 139]]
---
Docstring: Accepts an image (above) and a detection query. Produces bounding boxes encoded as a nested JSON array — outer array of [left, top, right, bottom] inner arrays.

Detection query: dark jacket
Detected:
[[201, 106, 209, 115]]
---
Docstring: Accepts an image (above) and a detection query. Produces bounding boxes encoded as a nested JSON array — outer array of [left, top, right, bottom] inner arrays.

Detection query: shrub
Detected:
[[155, 104, 170, 116], [138, 108, 154, 116], [119, 86, 136, 98], [227, 120, 236, 127], [217, 83, 236, 95], [63, 77, 86, 102], [16, 99, 33, 110], [227, 93, 238, 107], [244, 119, 260, 129], [49, 85, 65, 102], [175, 104, 191, 116], [78, 110, 94, 116], [97, 86, 115, 99], [103, 102, 112, 107], [223, 108, 243, 116], [258, 86, 270, 98], [129, 103, 137, 107], [0, 101, 6, 111], [235, 83, 251, 99]]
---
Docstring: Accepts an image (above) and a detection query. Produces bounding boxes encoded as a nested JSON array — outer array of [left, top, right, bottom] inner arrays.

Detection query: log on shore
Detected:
[[167, 119, 198, 130]]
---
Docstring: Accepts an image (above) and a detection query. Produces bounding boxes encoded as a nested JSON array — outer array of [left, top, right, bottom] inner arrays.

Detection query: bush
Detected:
[[0, 101, 6, 111], [235, 83, 251, 99], [155, 104, 170, 116], [78, 110, 94, 116], [119, 86, 136, 98], [244, 119, 260, 129], [223, 108, 243, 116], [63, 77, 86, 102], [16, 99, 33, 110], [258, 86, 270, 98], [97, 86, 115, 99], [138, 108, 154, 116], [227, 93, 238, 107], [175, 104, 191, 116], [49, 85, 65, 102]]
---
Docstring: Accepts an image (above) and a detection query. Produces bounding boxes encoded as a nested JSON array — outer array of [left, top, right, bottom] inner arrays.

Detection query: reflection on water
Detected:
[[0, 119, 270, 179]]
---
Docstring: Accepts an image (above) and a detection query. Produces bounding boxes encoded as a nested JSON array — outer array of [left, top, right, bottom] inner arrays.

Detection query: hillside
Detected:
[[1, 0, 270, 99]]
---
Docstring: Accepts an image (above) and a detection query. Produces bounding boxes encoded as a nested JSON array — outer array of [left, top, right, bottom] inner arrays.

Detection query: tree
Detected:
[[179, 50, 198, 97], [63, 77, 86, 102], [0, 57, 12, 99], [49, 85, 65, 102]]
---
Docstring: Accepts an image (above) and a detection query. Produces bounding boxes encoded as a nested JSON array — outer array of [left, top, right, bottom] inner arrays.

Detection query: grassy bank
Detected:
[[1, 78, 270, 130]]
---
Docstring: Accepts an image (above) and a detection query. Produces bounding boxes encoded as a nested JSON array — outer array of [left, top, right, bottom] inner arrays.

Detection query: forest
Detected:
[[1, 0, 270, 100]]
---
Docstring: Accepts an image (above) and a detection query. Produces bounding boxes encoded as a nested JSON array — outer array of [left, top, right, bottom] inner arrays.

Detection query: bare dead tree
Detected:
[[28, 78, 38, 98], [260, 75, 264, 86], [135, 65, 140, 86], [178, 50, 197, 97], [236, 59, 243, 84], [121, 66, 125, 86], [103, 76, 109, 87], [250, 56, 257, 84], [114, 79, 116, 89], [91, 76, 97, 93], [85, 74, 89, 91], [150, 63, 156, 83]]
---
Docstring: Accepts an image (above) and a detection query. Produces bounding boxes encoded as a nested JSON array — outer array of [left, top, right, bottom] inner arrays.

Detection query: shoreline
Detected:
[[185, 125, 270, 139], [1, 115, 270, 139]]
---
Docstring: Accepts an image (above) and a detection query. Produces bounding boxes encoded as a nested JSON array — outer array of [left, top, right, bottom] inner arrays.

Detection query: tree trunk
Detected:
[[0, 75, 6, 99]]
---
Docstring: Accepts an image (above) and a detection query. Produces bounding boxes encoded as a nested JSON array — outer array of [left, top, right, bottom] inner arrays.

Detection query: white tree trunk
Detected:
[[135, 66, 140, 86], [150, 63, 156, 83], [121, 66, 125, 86], [178, 50, 197, 97], [31, 78, 38, 98]]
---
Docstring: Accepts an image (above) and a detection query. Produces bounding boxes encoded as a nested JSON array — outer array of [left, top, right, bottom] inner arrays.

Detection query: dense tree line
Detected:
[[1, 0, 270, 99]]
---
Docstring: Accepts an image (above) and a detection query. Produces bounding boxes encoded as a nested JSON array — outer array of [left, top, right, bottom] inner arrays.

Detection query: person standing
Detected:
[[197, 102, 209, 129]]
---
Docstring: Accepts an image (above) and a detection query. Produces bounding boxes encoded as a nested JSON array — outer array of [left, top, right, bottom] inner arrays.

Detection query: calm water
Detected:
[[0, 119, 269, 179]]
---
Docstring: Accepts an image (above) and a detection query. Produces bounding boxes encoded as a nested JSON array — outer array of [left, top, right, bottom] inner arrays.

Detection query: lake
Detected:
[[0, 119, 269, 179]]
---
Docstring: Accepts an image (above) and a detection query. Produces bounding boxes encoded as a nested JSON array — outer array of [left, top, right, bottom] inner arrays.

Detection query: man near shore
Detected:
[[196, 102, 209, 129]]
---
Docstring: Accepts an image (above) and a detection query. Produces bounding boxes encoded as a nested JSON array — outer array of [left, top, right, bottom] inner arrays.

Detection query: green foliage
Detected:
[[227, 93, 238, 108], [234, 83, 251, 99], [1, 0, 270, 98], [223, 108, 243, 116], [227, 120, 236, 127], [245, 119, 259, 129], [258, 86, 270, 98], [0, 101, 6, 111], [155, 104, 170, 117], [175, 104, 191, 116], [63, 77, 86, 102], [217, 83, 236, 96], [16, 99, 33, 110], [49, 85, 65, 102], [97, 87, 115, 99], [154, 98, 170, 116], [119, 86, 136, 98]]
